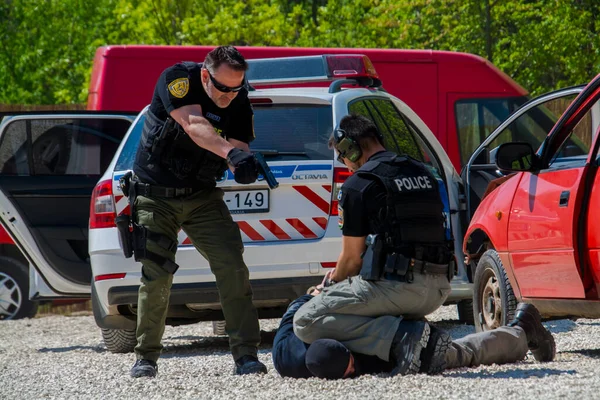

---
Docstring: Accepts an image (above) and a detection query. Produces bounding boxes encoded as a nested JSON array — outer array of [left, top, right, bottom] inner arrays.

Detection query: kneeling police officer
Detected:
[[293, 114, 556, 376], [121, 46, 266, 378]]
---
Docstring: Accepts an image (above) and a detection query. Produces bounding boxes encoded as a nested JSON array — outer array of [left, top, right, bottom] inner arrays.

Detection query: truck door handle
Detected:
[[559, 191, 570, 207]]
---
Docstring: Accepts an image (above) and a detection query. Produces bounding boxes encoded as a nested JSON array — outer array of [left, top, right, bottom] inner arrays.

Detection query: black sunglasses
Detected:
[[207, 70, 245, 93]]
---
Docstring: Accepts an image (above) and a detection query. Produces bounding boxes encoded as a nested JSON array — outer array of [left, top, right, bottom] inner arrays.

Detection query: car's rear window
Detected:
[[251, 104, 333, 160], [115, 104, 333, 170]]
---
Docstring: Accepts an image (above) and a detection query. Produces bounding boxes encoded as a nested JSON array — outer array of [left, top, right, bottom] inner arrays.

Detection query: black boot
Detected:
[[130, 359, 158, 378], [235, 355, 268, 375], [419, 324, 452, 375], [389, 320, 430, 376], [508, 303, 556, 362]]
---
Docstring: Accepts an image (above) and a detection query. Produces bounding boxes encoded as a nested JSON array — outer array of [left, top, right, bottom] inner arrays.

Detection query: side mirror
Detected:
[[495, 142, 538, 172]]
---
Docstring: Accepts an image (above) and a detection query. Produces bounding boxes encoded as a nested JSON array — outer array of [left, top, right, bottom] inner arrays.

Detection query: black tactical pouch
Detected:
[[116, 171, 135, 258], [116, 214, 134, 258], [384, 253, 411, 277], [360, 234, 385, 281]]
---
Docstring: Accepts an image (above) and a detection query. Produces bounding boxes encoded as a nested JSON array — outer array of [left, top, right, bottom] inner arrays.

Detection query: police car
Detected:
[[0, 55, 473, 350]]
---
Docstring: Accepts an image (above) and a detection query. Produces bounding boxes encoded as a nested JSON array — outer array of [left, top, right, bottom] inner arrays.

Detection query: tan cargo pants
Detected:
[[293, 272, 451, 361]]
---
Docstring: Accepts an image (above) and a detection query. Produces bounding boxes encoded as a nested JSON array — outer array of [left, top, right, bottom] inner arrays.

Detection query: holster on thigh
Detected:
[[133, 224, 179, 274]]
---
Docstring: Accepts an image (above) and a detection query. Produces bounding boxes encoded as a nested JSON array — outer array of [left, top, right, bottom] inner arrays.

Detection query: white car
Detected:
[[0, 55, 473, 351]]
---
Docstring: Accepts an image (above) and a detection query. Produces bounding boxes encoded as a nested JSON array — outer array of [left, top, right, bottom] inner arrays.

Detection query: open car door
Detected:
[[462, 86, 584, 222], [0, 112, 134, 296]]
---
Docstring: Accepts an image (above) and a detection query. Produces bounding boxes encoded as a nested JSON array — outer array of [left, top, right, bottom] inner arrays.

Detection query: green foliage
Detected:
[[0, 0, 599, 104]]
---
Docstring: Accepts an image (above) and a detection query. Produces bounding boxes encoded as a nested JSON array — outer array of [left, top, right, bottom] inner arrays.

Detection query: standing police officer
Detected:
[[293, 114, 556, 376], [127, 46, 266, 378]]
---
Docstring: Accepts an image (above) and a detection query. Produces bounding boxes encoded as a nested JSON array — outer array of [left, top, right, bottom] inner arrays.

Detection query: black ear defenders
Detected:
[[333, 128, 362, 163]]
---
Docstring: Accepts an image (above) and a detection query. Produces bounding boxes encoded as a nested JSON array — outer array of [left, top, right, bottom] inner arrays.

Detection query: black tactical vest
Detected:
[[133, 62, 228, 189], [357, 155, 450, 263]]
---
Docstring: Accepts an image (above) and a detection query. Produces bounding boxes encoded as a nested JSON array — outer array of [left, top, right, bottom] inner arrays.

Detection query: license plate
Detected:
[[224, 189, 269, 214]]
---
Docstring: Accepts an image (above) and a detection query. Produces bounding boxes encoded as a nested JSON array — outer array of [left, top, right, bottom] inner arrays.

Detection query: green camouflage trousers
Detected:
[[133, 187, 260, 362]]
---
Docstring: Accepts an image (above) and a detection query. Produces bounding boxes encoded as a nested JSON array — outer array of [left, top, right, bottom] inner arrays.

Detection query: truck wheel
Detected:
[[0, 256, 39, 320], [473, 250, 517, 332], [456, 299, 475, 325], [212, 320, 227, 336], [101, 328, 137, 353]]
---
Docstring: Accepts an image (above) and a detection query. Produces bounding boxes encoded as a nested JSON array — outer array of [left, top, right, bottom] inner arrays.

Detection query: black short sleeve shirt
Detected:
[[150, 62, 254, 144]]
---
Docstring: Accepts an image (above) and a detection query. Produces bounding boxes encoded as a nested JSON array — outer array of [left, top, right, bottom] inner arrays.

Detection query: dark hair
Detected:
[[305, 339, 351, 379], [328, 114, 382, 149], [204, 46, 248, 73]]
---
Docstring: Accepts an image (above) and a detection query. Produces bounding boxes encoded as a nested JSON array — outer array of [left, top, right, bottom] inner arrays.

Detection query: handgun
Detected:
[[254, 152, 279, 189]]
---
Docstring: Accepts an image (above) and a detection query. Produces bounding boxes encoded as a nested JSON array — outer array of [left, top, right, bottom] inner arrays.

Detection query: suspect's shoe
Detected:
[[419, 324, 452, 375], [235, 355, 268, 375], [508, 303, 556, 362], [389, 320, 430, 376], [130, 359, 158, 378]]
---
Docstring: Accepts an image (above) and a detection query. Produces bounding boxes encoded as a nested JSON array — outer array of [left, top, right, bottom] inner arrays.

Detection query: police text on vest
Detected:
[[394, 176, 432, 191]]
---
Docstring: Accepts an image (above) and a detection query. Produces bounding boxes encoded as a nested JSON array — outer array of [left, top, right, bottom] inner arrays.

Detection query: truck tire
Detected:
[[456, 299, 475, 325], [101, 328, 137, 353], [473, 249, 517, 332], [212, 320, 227, 336], [0, 256, 39, 320]]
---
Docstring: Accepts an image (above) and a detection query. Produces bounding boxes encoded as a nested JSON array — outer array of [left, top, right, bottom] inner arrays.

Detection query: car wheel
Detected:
[[456, 299, 475, 325], [0, 256, 39, 320], [212, 320, 227, 336], [473, 249, 517, 332], [101, 328, 137, 353]]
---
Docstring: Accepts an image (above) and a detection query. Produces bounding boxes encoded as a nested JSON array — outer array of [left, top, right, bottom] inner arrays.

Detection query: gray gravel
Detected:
[[1, 306, 599, 400]]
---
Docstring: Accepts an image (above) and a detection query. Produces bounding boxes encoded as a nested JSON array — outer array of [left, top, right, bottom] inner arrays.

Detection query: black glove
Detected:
[[227, 148, 258, 184]]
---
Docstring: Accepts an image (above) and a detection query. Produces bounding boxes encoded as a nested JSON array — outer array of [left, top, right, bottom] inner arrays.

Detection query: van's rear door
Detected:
[[0, 112, 134, 296]]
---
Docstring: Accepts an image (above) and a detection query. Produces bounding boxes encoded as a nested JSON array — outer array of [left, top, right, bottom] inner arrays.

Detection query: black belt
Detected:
[[134, 182, 199, 198], [384, 259, 449, 282]]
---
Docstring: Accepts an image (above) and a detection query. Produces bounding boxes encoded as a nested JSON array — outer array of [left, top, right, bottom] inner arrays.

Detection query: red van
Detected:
[[87, 45, 528, 170]]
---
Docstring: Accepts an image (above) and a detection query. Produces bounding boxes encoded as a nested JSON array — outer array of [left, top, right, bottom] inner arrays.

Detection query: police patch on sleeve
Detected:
[[337, 189, 343, 229], [168, 77, 189, 98]]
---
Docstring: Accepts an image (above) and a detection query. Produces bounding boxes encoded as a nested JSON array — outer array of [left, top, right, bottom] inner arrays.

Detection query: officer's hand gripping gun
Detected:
[[254, 152, 279, 189]]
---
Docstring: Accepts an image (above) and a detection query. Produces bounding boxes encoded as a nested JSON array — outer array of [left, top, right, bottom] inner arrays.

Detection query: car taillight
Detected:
[[89, 179, 116, 229], [331, 167, 352, 216]]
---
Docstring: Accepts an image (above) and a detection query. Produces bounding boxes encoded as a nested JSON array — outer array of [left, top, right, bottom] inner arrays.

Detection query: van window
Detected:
[[0, 118, 129, 176], [349, 98, 442, 176], [115, 105, 334, 170], [456, 97, 526, 165]]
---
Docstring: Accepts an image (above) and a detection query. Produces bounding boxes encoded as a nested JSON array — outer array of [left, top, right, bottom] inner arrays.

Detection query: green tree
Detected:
[[1, 0, 599, 104], [0, 0, 118, 104]]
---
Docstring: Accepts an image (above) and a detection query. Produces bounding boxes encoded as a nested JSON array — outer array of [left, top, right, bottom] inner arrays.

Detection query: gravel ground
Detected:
[[1, 306, 599, 400]]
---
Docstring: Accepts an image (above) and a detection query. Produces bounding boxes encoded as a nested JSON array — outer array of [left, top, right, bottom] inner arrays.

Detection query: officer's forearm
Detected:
[[185, 119, 234, 159], [332, 235, 365, 281], [332, 254, 362, 281]]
